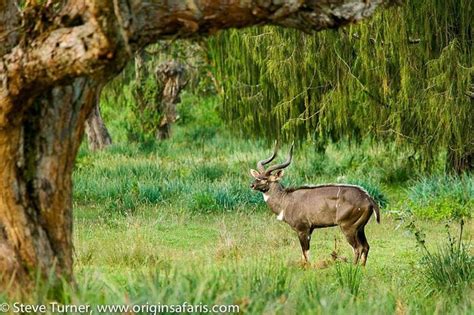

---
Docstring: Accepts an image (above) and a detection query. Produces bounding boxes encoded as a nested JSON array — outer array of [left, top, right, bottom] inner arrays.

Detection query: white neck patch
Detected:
[[262, 193, 283, 220], [276, 210, 285, 221]]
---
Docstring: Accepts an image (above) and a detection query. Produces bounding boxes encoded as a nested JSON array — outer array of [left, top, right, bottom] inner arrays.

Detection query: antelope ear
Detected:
[[250, 169, 260, 178], [273, 169, 284, 180]]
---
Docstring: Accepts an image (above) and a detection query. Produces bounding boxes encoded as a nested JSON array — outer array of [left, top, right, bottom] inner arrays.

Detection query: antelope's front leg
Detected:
[[297, 231, 311, 263]]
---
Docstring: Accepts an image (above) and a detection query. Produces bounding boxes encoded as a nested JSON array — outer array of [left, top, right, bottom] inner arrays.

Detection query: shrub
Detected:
[[176, 91, 196, 125], [406, 175, 473, 220]]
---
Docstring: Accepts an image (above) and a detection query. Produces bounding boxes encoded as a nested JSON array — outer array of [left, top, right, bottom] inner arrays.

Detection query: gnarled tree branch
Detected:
[[0, 0, 394, 126]]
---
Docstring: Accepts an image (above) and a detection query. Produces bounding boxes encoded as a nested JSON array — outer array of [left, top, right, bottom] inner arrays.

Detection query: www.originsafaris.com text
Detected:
[[1, 302, 240, 314]]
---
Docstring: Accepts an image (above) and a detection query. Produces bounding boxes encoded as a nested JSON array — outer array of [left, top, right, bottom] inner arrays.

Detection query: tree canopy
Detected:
[[208, 0, 473, 172]]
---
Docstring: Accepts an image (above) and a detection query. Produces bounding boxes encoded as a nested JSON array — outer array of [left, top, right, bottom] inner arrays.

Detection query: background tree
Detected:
[[0, 0, 393, 289], [85, 89, 113, 151], [208, 0, 473, 173], [155, 60, 187, 140], [130, 43, 200, 141], [132, 50, 187, 140]]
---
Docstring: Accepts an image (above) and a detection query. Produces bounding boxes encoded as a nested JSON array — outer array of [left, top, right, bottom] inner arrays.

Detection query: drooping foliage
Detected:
[[207, 0, 473, 173]]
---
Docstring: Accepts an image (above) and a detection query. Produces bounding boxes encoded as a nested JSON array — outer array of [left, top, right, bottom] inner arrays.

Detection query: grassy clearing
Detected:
[[69, 208, 472, 314], [3, 95, 471, 314]]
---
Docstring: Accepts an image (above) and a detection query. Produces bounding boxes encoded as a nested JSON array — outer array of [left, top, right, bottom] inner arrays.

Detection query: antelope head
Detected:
[[250, 142, 294, 192]]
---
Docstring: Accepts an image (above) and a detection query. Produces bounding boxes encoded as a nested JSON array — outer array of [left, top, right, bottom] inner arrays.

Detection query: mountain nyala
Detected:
[[250, 143, 381, 266]]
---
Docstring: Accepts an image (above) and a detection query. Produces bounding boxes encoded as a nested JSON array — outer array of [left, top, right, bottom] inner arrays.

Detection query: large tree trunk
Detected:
[[0, 0, 393, 289], [0, 78, 98, 289], [85, 94, 112, 151]]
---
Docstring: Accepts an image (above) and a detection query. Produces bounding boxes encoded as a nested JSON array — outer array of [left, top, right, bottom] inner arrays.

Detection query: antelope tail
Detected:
[[372, 201, 381, 224]]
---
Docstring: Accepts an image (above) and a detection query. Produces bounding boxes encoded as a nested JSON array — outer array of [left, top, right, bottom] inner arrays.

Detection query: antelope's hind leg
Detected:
[[297, 231, 311, 264], [340, 227, 361, 264], [357, 228, 370, 266]]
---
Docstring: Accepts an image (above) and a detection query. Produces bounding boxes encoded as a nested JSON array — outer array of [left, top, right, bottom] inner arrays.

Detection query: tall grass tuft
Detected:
[[334, 263, 363, 297], [419, 220, 473, 297]]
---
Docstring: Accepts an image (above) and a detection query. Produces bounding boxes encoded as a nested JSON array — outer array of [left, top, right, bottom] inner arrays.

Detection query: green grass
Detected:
[[3, 95, 472, 314], [417, 220, 473, 298], [334, 263, 363, 297], [14, 208, 468, 314]]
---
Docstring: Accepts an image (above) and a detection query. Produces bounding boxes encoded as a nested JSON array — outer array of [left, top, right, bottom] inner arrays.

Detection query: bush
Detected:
[[406, 175, 473, 220]]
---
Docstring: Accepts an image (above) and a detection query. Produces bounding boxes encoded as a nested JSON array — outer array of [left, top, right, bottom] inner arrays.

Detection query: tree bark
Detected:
[[85, 92, 112, 151], [156, 60, 186, 140], [0, 0, 20, 56], [0, 78, 99, 290], [0, 0, 393, 289]]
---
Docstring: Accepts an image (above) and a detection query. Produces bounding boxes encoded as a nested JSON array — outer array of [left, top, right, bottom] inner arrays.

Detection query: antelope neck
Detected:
[[263, 182, 286, 216]]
